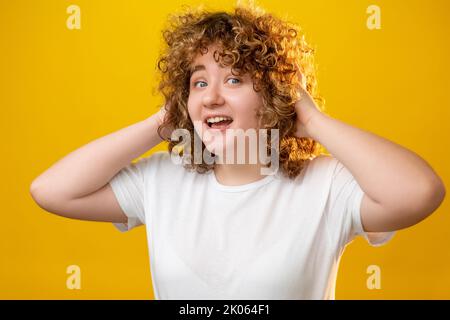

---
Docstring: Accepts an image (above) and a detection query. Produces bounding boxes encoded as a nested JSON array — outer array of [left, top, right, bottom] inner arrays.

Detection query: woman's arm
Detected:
[[294, 87, 446, 232], [30, 108, 170, 221]]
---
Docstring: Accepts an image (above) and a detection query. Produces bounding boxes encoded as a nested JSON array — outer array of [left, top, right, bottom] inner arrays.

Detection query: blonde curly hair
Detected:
[[155, 2, 325, 179]]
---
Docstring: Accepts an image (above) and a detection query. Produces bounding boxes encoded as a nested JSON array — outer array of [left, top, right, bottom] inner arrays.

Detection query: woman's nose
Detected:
[[202, 83, 225, 108]]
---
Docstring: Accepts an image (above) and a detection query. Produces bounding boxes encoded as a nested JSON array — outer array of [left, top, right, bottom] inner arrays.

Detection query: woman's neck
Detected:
[[213, 162, 267, 186]]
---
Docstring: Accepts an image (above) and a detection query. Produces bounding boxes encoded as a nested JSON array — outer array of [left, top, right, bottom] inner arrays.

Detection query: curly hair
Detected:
[[155, 2, 326, 179]]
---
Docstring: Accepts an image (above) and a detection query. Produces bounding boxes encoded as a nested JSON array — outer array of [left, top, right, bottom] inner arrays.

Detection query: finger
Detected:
[[295, 62, 307, 89]]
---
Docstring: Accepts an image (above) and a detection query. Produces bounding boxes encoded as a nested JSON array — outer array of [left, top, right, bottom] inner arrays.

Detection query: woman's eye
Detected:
[[193, 81, 207, 88], [193, 78, 241, 88]]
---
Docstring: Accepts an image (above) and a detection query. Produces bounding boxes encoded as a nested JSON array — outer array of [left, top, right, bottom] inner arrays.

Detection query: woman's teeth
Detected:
[[207, 116, 233, 129], [207, 116, 233, 124]]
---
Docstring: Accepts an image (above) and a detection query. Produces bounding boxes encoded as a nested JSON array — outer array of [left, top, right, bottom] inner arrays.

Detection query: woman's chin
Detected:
[[197, 122, 243, 161], [205, 139, 238, 161], [204, 142, 226, 156]]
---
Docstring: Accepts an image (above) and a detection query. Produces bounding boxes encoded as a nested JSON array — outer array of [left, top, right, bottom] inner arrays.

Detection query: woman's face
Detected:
[[187, 44, 264, 158]]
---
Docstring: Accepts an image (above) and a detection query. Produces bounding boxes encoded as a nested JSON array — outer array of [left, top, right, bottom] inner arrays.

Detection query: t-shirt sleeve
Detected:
[[324, 157, 396, 248], [108, 156, 151, 232]]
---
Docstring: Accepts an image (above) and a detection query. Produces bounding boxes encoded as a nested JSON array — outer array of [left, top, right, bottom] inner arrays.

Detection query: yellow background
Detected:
[[1, 0, 449, 299]]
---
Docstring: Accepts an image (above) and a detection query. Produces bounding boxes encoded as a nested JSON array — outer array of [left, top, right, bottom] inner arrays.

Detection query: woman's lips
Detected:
[[208, 120, 233, 131]]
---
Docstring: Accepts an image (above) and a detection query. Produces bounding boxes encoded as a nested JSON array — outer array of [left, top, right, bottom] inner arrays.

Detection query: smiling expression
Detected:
[[187, 44, 264, 158]]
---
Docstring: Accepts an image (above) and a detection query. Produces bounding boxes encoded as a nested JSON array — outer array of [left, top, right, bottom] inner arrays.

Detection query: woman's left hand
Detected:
[[293, 72, 323, 139]]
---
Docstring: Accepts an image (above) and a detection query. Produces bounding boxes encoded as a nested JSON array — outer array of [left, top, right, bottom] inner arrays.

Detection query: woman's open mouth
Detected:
[[205, 116, 234, 131]]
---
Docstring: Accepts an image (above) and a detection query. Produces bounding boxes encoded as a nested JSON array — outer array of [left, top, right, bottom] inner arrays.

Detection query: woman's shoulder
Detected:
[[297, 154, 339, 183], [310, 154, 351, 175], [148, 150, 171, 162], [130, 150, 175, 174], [140, 150, 198, 176], [304, 154, 336, 172]]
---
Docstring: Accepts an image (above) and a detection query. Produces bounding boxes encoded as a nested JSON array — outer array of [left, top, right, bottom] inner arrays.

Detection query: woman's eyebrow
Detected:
[[189, 64, 237, 79], [190, 64, 206, 78]]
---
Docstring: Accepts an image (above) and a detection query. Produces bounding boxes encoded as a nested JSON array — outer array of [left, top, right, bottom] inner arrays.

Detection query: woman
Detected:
[[29, 4, 446, 299]]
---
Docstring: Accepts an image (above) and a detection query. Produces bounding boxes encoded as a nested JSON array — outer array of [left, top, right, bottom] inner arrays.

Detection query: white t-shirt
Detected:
[[109, 151, 395, 299]]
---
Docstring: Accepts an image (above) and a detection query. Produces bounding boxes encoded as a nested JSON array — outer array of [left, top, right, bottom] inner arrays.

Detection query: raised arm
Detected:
[[293, 85, 446, 233], [30, 108, 170, 223]]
